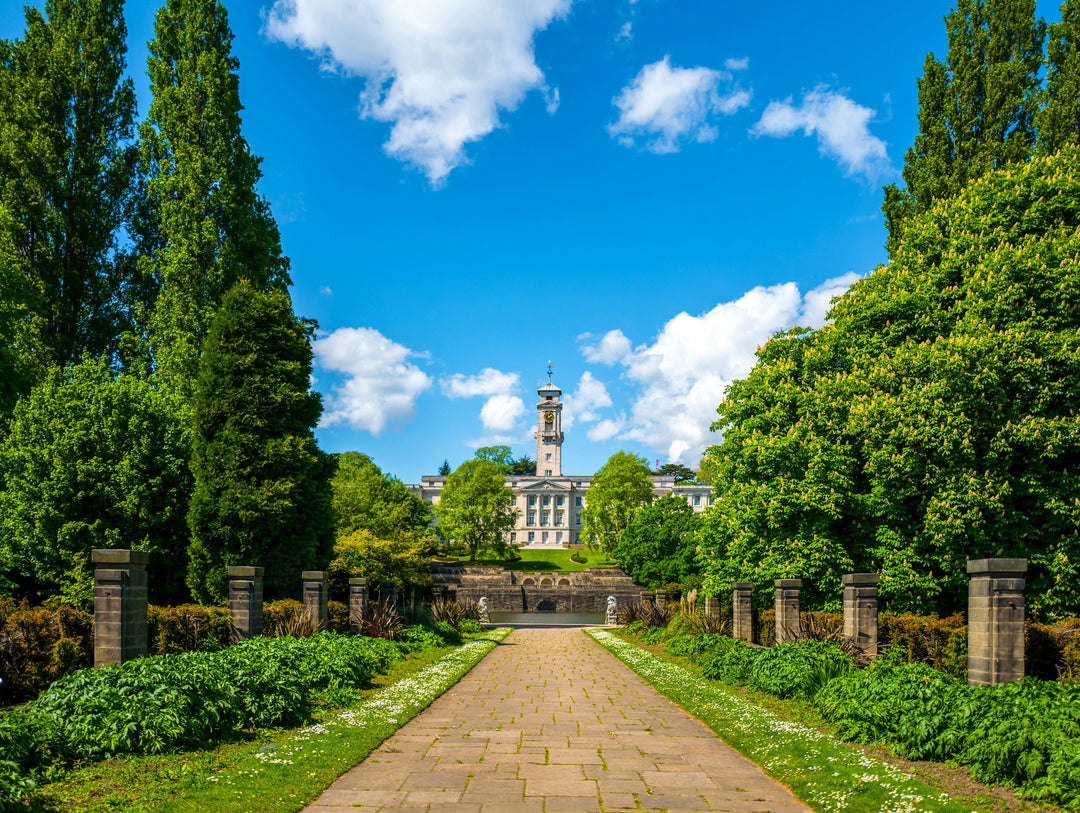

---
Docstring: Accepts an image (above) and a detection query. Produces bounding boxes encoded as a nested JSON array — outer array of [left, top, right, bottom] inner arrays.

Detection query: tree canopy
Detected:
[[610, 495, 702, 589], [331, 452, 432, 539], [658, 463, 696, 483], [435, 457, 517, 562], [580, 451, 654, 551]]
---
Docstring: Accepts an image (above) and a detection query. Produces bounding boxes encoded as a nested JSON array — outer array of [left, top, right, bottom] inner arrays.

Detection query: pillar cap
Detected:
[[966, 558, 1027, 576], [842, 572, 880, 586], [92, 549, 150, 566], [227, 566, 264, 578], [302, 571, 328, 581], [732, 582, 754, 590], [774, 579, 802, 588], [349, 577, 368, 586]]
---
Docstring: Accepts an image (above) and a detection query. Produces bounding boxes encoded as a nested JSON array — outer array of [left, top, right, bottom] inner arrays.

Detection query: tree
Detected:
[[509, 455, 537, 476], [0, 0, 139, 385], [327, 528, 433, 600], [434, 458, 517, 562], [438, 459, 451, 476], [1038, 0, 1080, 154], [474, 445, 514, 473], [186, 282, 333, 603], [611, 495, 702, 588], [0, 205, 30, 418], [0, 358, 192, 606], [137, 0, 290, 398], [882, 0, 1044, 254], [580, 451, 654, 551], [658, 463, 696, 483], [331, 452, 432, 538]]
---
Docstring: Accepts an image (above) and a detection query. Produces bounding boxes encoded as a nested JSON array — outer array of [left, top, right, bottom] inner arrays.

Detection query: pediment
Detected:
[[523, 479, 572, 491]]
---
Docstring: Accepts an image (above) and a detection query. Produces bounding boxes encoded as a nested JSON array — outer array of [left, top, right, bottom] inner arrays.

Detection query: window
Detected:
[[527, 512, 536, 526], [709, 496, 715, 506], [510, 532, 516, 543], [542, 532, 549, 543], [541, 512, 550, 526], [544, 469, 552, 476], [576, 512, 582, 525], [556, 496, 564, 507], [528, 495, 536, 507], [511, 496, 518, 506], [575, 496, 583, 507], [556, 532, 563, 544], [542, 496, 550, 506], [694, 495, 701, 506], [545, 453, 551, 462], [555, 511, 563, 526], [528, 532, 535, 543]]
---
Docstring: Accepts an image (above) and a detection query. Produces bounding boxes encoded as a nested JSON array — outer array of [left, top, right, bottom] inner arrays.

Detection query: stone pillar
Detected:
[[640, 591, 655, 607], [92, 549, 149, 667], [774, 579, 802, 644], [227, 566, 264, 644], [704, 595, 721, 622], [733, 582, 753, 643], [967, 558, 1027, 687], [842, 573, 880, 657], [381, 581, 397, 608], [302, 571, 328, 629], [655, 589, 668, 611], [349, 577, 368, 634]]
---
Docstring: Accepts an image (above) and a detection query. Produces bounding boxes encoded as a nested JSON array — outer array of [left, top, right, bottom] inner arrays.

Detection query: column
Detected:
[[349, 577, 368, 634], [704, 595, 722, 622], [302, 571, 328, 629], [967, 558, 1027, 687], [733, 582, 753, 643], [640, 591, 655, 607], [227, 566, 264, 644], [92, 549, 149, 667], [842, 573, 879, 657], [655, 589, 668, 611], [774, 579, 802, 644]]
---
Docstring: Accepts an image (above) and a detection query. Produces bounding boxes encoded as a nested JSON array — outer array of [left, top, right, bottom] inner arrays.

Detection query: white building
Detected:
[[407, 377, 714, 548]]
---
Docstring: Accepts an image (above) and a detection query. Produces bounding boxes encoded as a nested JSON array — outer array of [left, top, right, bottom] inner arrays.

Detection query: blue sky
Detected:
[[1, 0, 1062, 483]]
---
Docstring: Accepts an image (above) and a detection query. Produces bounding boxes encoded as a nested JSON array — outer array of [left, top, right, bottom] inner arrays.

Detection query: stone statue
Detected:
[[478, 596, 489, 625], [606, 595, 617, 626]]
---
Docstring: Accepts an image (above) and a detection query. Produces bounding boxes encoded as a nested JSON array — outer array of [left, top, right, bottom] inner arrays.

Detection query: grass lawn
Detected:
[[440, 547, 618, 572]]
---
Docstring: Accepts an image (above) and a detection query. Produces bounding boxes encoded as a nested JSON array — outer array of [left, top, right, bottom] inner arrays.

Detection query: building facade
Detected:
[[407, 378, 714, 549]]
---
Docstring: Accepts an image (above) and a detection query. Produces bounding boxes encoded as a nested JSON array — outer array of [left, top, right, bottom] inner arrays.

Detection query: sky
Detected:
[[1, 0, 1063, 483]]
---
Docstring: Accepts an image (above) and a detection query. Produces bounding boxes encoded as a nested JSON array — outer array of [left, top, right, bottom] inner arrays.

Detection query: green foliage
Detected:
[[186, 282, 333, 604], [434, 457, 516, 562], [883, 0, 1045, 253], [331, 452, 432, 539], [657, 463, 696, 483], [1039, 0, 1080, 154], [701, 148, 1080, 615], [438, 459, 451, 476], [474, 445, 514, 473], [580, 451, 654, 551], [611, 495, 702, 588], [509, 455, 536, 476], [697, 638, 854, 700], [147, 604, 230, 655], [328, 528, 432, 600], [0, 0, 140, 387], [0, 358, 192, 605], [136, 0, 290, 397], [0, 599, 92, 706]]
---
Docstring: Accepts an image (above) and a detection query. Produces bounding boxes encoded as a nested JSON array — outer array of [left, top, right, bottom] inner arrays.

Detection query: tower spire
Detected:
[[547, 360, 553, 384]]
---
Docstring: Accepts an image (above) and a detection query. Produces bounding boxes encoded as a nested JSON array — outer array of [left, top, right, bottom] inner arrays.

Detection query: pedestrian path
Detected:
[[304, 627, 810, 812]]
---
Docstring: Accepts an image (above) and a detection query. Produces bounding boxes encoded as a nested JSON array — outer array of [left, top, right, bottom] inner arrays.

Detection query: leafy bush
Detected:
[[147, 604, 230, 654], [459, 618, 482, 634], [879, 612, 967, 678], [0, 600, 92, 705], [399, 625, 444, 651], [433, 621, 463, 645]]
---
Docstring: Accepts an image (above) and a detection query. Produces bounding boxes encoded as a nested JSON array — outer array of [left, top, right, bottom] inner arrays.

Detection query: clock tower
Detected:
[[535, 364, 563, 477]]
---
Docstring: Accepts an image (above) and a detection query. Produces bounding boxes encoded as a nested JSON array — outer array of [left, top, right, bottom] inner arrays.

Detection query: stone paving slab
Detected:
[[304, 628, 810, 812]]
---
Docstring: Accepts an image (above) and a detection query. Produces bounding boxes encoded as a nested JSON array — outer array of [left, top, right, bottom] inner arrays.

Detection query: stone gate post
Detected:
[[92, 549, 149, 667], [967, 558, 1027, 686], [349, 577, 368, 634], [302, 571, 328, 629], [774, 579, 802, 644], [733, 582, 753, 643], [640, 591, 655, 607], [655, 589, 668, 611], [227, 566, 264, 643], [842, 573, 879, 657]]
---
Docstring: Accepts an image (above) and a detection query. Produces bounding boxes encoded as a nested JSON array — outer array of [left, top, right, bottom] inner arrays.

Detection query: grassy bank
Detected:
[[440, 548, 617, 572]]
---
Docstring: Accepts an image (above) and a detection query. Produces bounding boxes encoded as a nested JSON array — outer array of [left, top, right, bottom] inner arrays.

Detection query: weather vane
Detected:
[[547, 360, 553, 383]]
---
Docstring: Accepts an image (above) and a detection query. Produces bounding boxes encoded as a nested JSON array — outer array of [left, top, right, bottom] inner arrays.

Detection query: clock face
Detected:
[[544, 411, 554, 423]]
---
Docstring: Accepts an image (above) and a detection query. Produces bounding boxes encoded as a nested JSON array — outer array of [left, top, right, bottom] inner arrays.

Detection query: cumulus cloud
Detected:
[[562, 372, 613, 429], [609, 56, 752, 153], [581, 329, 632, 364], [264, 0, 571, 184], [314, 327, 432, 435], [581, 273, 859, 463], [479, 393, 527, 433], [752, 84, 891, 181], [724, 56, 749, 71], [440, 367, 527, 433]]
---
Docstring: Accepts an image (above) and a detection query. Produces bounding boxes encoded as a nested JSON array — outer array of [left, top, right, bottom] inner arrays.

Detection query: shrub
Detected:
[[328, 600, 349, 633], [433, 621, 463, 645], [879, 612, 967, 677], [147, 604, 230, 655], [399, 625, 444, 652], [0, 600, 92, 705]]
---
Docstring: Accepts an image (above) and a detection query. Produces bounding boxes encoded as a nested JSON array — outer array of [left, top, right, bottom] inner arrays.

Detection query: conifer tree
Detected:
[[186, 281, 333, 604], [138, 0, 290, 398], [0, 0, 138, 386], [882, 0, 1044, 254]]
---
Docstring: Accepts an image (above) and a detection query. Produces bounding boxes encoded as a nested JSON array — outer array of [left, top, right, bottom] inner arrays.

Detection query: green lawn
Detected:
[[440, 547, 618, 572]]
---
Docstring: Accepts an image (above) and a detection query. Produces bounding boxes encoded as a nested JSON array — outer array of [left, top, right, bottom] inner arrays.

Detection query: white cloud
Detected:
[[562, 372, 612, 429], [441, 368, 520, 399], [616, 21, 633, 41], [581, 274, 859, 464], [609, 56, 751, 153], [480, 393, 527, 433], [581, 329, 632, 364], [319, 285, 333, 296], [314, 327, 432, 435], [751, 84, 891, 181], [724, 56, 749, 71], [264, 0, 571, 185]]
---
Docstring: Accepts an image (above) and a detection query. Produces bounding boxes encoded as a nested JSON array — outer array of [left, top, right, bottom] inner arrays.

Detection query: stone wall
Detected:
[[431, 565, 641, 612]]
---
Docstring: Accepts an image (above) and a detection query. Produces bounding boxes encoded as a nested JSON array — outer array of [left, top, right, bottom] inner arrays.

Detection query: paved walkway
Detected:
[[304, 628, 810, 812]]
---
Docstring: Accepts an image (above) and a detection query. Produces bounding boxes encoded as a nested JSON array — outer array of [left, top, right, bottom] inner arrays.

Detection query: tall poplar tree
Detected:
[[0, 0, 138, 386], [882, 0, 1044, 254], [1038, 0, 1080, 154], [138, 0, 290, 398]]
